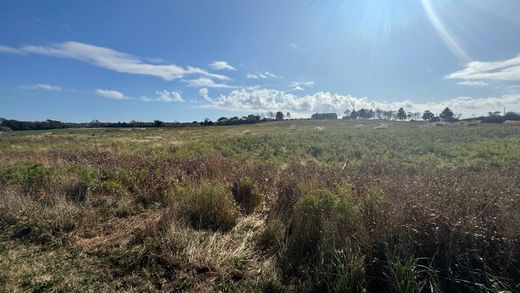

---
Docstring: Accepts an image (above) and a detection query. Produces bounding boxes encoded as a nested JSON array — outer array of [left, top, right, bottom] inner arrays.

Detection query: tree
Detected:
[[383, 110, 395, 120], [153, 120, 163, 127], [344, 109, 351, 118], [286, 112, 291, 119], [439, 107, 455, 121], [422, 110, 434, 122], [267, 111, 275, 120], [275, 111, 284, 120], [350, 109, 358, 119], [396, 107, 407, 121], [375, 108, 384, 120]]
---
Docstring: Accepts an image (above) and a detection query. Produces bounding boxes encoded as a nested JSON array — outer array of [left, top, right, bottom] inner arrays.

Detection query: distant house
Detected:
[[311, 113, 338, 120]]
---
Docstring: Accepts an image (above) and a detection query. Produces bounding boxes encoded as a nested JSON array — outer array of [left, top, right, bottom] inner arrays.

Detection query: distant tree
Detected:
[[422, 110, 434, 122], [153, 120, 164, 127], [505, 112, 520, 121], [367, 109, 375, 119], [344, 109, 351, 118], [275, 111, 284, 120], [90, 120, 101, 128], [350, 109, 358, 119], [357, 108, 370, 119], [286, 112, 291, 119], [396, 107, 407, 121], [375, 108, 384, 120], [201, 118, 213, 126], [246, 114, 260, 123], [383, 110, 395, 120], [439, 107, 455, 121], [267, 111, 275, 120]]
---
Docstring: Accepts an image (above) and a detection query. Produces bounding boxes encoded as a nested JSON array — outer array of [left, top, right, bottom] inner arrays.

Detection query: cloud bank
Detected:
[[203, 88, 520, 118]]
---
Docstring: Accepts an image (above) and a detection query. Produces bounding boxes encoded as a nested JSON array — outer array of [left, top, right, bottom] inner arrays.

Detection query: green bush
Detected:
[[282, 189, 365, 291], [178, 183, 239, 232], [231, 177, 262, 214], [0, 163, 51, 193]]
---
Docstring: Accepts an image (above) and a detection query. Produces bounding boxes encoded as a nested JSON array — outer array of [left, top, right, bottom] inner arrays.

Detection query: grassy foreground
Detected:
[[1, 120, 520, 292]]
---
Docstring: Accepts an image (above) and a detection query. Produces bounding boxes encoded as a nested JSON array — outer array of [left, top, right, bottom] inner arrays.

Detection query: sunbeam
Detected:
[[420, 0, 471, 62]]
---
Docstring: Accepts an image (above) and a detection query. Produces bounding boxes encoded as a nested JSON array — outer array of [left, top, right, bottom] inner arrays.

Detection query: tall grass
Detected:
[[1, 121, 519, 291]]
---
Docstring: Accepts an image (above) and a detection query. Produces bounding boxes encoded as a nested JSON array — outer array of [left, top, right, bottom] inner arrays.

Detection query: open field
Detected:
[[1, 120, 520, 292]]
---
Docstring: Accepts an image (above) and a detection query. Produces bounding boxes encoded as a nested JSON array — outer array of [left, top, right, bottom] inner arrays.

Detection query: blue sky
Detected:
[[1, 0, 520, 122]]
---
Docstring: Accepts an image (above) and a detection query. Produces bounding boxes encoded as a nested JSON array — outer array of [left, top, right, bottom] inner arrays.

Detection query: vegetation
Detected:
[[1, 120, 520, 292]]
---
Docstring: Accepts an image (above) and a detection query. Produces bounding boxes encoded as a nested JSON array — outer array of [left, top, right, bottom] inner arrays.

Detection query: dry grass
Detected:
[[1, 121, 519, 292]]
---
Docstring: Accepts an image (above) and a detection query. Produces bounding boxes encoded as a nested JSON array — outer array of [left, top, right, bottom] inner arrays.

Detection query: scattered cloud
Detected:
[[246, 71, 280, 79], [199, 88, 211, 102], [0, 41, 231, 81], [290, 81, 315, 91], [289, 43, 299, 49], [446, 55, 520, 81], [140, 96, 153, 102], [209, 61, 236, 71], [24, 83, 62, 92], [95, 89, 131, 100], [0, 45, 23, 54], [185, 77, 234, 88], [202, 87, 520, 118], [457, 81, 488, 87], [156, 90, 183, 103]]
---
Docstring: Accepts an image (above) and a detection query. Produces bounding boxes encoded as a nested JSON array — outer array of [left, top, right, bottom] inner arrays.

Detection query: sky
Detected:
[[1, 0, 520, 122]]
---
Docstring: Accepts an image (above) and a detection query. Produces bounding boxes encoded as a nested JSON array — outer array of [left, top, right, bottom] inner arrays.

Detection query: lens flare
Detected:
[[420, 0, 471, 62]]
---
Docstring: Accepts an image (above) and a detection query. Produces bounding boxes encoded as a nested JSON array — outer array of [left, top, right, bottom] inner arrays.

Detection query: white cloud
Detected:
[[25, 83, 62, 91], [446, 55, 520, 81], [290, 81, 315, 91], [289, 43, 299, 49], [199, 88, 211, 102], [185, 77, 233, 88], [156, 90, 183, 103], [202, 87, 520, 118], [140, 96, 153, 102], [209, 61, 236, 71], [95, 89, 131, 100], [457, 81, 488, 87], [0, 41, 230, 81], [0, 45, 23, 54], [246, 71, 280, 79]]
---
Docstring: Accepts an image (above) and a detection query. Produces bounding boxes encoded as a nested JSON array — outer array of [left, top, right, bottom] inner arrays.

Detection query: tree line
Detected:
[[1, 108, 519, 132], [341, 107, 457, 122], [340, 107, 520, 123]]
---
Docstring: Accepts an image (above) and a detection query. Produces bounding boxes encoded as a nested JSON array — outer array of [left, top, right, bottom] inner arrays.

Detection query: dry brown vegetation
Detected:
[[1, 121, 519, 292]]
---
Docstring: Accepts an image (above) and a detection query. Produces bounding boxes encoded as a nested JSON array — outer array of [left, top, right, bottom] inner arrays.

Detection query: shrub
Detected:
[[231, 177, 262, 214], [178, 183, 239, 232], [1, 163, 51, 193], [282, 189, 365, 291]]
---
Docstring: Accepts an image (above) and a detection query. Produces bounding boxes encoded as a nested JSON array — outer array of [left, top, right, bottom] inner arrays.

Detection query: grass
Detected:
[[1, 120, 519, 292]]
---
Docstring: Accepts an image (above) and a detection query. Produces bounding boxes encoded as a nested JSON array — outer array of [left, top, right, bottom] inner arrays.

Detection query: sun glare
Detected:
[[420, 0, 471, 62]]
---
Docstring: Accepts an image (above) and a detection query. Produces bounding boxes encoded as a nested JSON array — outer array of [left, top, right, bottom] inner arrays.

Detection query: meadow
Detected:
[[1, 120, 520, 292]]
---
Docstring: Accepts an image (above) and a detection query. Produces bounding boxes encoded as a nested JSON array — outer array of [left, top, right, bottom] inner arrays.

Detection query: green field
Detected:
[[1, 120, 520, 292]]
